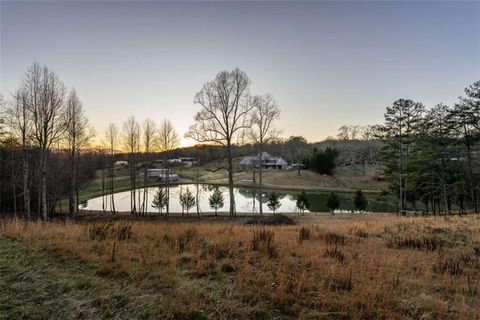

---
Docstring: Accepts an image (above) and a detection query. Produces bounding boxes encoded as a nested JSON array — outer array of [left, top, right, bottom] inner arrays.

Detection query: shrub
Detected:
[[179, 188, 196, 215], [434, 257, 462, 275], [87, 222, 134, 241], [175, 228, 197, 253], [209, 187, 224, 216], [309, 147, 338, 175], [353, 228, 369, 238], [251, 229, 278, 259], [266, 192, 281, 213], [386, 235, 443, 251], [88, 221, 113, 241], [326, 192, 340, 214], [327, 271, 353, 292], [296, 190, 310, 214], [323, 231, 346, 246], [353, 189, 368, 212], [324, 246, 345, 263], [298, 227, 311, 244], [220, 263, 235, 273]]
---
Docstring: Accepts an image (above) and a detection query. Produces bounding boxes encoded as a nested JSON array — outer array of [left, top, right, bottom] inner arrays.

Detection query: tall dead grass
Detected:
[[1, 214, 480, 319]]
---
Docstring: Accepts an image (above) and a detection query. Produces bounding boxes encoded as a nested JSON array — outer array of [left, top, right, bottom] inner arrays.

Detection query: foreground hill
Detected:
[[1, 214, 479, 319]]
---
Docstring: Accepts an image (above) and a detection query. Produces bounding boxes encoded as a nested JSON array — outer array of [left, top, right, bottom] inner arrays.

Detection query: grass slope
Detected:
[[1, 214, 479, 319]]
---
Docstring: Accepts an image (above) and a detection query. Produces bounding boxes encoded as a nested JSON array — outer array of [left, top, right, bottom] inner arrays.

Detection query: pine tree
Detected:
[[209, 187, 224, 216], [180, 187, 196, 215], [353, 189, 368, 212], [267, 192, 281, 213], [378, 99, 425, 212], [151, 187, 168, 214], [326, 192, 340, 215], [296, 190, 310, 214]]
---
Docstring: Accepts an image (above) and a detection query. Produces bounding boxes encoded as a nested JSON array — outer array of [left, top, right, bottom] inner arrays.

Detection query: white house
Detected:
[[146, 168, 179, 182], [239, 152, 288, 170], [114, 160, 128, 167]]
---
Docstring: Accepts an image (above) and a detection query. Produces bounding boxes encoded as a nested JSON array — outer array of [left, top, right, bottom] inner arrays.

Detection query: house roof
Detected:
[[240, 152, 288, 166]]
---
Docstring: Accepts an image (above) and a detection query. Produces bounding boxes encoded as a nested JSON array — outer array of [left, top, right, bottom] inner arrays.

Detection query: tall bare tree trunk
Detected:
[[259, 148, 264, 215], [227, 145, 235, 217], [69, 147, 75, 215], [41, 151, 48, 221], [110, 164, 116, 213], [11, 148, 17, 215]]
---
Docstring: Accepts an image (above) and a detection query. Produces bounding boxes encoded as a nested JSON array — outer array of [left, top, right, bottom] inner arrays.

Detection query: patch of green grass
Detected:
[[0, 236, 213, 319]]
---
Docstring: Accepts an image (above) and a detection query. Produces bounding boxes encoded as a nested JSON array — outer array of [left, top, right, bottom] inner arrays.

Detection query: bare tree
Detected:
[[0, 94, 7, 215], [122, 116, 141, 214], [141, 118, 156, 215], [104, 123, 119, 213], [6, 89, 32, 218], [284, 136, 309, 176], [157, 118, 179, 217], [28, 63, 67, 221], [186, 68, 253, 216], [157, 118, 179, 152], [65, 89, 94, 215], [250, 94, 280, 215]]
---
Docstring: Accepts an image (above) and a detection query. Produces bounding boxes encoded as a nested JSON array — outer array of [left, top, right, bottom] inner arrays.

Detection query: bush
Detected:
[[87, 222, 134, 241], [386, 235, 444, 251], [324, 246, 345, 263], [298, 227, 311, 244], [266, 192, 281, 213], [251, 229, 278, 259], [326, 192, 340, 214], [296, 190, 310, 214], [353, 189, 368, 212], [309, 147, 338, 175]]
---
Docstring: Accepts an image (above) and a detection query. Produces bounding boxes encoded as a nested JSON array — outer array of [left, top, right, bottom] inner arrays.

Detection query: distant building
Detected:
[[168, 157, 198, 167], [114, 160, 128, 167], [146, 168, 179, 182], [374, 171, 385, 181], [239, 152, 288, 170]]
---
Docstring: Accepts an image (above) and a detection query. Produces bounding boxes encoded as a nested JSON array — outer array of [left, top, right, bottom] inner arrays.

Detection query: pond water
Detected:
[[82, 184, 395, 214]]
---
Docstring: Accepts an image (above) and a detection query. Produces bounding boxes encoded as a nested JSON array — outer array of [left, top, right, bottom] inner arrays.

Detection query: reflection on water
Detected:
[[82, 184, 395, 213]]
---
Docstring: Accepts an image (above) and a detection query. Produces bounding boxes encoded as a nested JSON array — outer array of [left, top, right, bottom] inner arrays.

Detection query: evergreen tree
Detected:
[[151, 187, 168, 214], [296, 190, 310, 214], [326, 192, 340, 214], [378, 99, 425, 212], [267, 192, 281, 213], [179, 187, 196, 215], [310, 147, 338, 175], [209, 187, 224, 216], [353, 189, 368, 212], [450, 81, 480, 212]]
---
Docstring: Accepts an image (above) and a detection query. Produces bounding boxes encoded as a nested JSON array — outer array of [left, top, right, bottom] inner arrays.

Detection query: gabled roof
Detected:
[[240, 152, 288, 166]]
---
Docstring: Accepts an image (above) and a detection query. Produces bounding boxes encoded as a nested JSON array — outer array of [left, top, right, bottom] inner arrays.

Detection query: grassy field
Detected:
[[179, 164, 388, 193], [1, 214, 479, 319]]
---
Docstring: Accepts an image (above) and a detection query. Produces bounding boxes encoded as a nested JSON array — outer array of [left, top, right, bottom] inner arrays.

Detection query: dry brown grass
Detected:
[[1, 214, 480, 319]]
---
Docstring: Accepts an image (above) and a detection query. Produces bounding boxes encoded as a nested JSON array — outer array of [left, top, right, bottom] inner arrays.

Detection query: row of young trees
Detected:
[[109, 116, 180, 216], [378, 81, 480, 214]]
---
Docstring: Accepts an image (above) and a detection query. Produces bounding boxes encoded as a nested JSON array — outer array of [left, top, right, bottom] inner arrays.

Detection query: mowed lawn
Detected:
[[1, 214, 479, 319]]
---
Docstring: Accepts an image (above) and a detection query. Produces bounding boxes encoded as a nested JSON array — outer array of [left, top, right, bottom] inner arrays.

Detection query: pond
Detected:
[[81, 184, 396, 214]]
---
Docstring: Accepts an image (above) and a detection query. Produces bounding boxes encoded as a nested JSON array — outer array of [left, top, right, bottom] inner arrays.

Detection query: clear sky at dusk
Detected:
[[1, 1, 479, 146]]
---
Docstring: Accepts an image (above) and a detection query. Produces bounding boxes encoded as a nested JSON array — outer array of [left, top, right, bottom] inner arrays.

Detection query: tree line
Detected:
[[377, 82, 480, 214], [0, 62, 181, 220]]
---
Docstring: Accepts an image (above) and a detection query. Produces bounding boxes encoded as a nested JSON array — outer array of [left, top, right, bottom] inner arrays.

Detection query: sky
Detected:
[[1, 0, 479, 146]]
